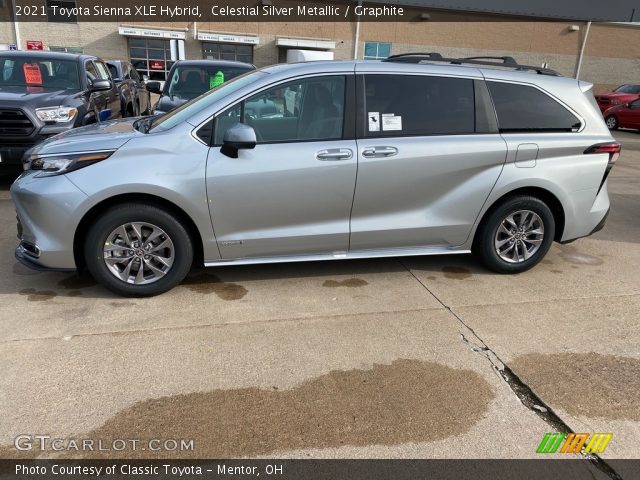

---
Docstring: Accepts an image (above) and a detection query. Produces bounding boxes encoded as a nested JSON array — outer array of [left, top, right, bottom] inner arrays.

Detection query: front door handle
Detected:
[[362, 146, 398, 158], [316, 148, 353, 161]]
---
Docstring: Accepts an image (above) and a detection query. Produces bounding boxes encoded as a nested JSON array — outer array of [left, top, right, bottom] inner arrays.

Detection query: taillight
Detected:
[[585, 142, 621, 164], [585, 142, 621, 193]]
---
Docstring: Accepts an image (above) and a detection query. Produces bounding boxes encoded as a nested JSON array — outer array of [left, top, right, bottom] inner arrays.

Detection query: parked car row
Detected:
[[597, 83, 640, 132], [0, 50, 254, 173]]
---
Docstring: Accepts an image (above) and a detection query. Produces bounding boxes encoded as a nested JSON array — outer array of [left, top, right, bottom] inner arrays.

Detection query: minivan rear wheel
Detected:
[[475, 196, 555, 274], [84, 203, 193, 296]]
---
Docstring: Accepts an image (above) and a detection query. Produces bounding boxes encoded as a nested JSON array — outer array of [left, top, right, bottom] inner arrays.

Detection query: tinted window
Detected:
[[614, 85, 640, 94], [214, 76, 346, 144], [488, 82, 581, 133], [364, 75, 475, 136], [107, 63, 119, 79], [166, 64, 254, 100]]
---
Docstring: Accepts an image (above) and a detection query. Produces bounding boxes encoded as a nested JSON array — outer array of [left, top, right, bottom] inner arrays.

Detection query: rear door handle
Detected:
[[316, 148, 353, 161], [362, 146, 398, 158]]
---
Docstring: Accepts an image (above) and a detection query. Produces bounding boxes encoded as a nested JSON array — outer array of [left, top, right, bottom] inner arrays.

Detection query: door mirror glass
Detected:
[[221, 123, 257, 158], [146, 81, 162, 94]]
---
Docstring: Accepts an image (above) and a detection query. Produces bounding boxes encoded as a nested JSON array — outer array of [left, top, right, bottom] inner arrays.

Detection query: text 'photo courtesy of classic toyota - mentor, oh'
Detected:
[[11, 55, 620, 296]]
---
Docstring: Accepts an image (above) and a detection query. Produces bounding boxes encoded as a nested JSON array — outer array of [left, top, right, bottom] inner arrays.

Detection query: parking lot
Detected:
[[0, 131, 638, 461]]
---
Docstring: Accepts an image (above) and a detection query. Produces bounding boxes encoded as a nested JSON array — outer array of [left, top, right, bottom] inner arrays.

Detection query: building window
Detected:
[[46, 0, 77, 23], [363, 42, 391, 60], [49, 46, 83, 54], [128, 38, 173, 81], [202, 43, 253, 64]]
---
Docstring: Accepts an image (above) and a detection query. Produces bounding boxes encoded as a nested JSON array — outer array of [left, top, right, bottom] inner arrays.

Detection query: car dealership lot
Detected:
[[0, 131, 638, 461]]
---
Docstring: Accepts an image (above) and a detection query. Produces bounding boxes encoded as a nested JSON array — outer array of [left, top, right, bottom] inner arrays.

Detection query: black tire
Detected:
[[474, 195, 555, 274], [84, 203, 193, 296], [605, 115, 618, 130]]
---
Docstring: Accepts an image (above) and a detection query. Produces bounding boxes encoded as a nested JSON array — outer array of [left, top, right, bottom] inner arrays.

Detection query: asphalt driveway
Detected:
[[0, 131, 638, 462]]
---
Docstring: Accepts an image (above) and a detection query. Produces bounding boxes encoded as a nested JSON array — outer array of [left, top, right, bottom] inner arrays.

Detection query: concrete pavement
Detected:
[[0, 131, 638, 462]]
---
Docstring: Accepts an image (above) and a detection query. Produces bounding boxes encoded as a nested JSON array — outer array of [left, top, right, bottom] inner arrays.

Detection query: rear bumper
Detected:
[[560, 208, 609, 244]]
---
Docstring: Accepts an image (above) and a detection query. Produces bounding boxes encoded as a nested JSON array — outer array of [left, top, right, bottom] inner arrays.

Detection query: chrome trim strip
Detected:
[[204, 247, 470, 267]]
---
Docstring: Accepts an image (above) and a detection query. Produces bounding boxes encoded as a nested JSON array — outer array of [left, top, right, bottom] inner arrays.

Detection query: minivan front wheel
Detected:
[[84, 204, 193, 296], [475, 196, 555, 274], [605, 115, 618, 130]]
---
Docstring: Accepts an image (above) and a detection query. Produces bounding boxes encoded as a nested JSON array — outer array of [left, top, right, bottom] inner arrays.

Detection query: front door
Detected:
[[206, 74, 357, 259]]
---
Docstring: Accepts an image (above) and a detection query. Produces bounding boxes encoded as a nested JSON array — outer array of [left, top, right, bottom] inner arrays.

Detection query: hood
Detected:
[[29, 118, 142, 156], [155, 94, 192, 113], [0, 85, 83, 108]]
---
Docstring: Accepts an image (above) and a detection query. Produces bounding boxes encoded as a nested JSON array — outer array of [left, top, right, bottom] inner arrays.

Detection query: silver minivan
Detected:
[[11, 55, 619, 296]]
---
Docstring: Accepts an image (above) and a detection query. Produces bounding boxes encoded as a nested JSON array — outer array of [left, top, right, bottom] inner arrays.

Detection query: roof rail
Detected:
[[382, 53, 560, 76]]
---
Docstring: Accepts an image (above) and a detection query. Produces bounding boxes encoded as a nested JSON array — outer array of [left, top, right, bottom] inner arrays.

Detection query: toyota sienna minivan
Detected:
[[11, 54, 619, 296]]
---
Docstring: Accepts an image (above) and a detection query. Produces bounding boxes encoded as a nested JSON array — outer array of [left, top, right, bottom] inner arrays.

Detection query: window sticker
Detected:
[[23, 63, 43, 85], [210, 70, 225, 89], [368, 112, 380, 131], [382, 113, 402, 131]]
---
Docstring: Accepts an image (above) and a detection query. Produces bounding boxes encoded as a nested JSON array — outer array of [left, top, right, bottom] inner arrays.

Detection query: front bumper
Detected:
[[11, 171, 88, 270]]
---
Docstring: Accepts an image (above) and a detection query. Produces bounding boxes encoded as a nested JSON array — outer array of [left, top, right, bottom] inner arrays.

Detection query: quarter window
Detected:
[[214, 76, 346, 145], [364, 74, 476, 137], [487, 82, 582, 132]]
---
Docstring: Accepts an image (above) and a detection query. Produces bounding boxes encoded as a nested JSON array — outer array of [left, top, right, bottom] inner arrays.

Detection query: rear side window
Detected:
[[487, 82, 581, 133], [364, 75, 475, 136]]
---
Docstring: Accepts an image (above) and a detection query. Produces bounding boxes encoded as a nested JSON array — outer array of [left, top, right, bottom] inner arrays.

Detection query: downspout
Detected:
[[11, 0, 22, 49], [193, 21, 198, 40], [353, 0, 362, 59], [575, 21, 591, 79]]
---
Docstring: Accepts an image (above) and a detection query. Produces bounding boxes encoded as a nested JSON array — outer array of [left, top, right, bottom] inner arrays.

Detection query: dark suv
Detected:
[[106, 60, 151, 117], [0, 51, 120, 172]]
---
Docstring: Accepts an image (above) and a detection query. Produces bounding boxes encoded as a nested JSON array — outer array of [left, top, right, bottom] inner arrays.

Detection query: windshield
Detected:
[[149, 70, 267, 133], [0, 56, 80, 90], [165, 64, 254, 100], [613, 85, 640, 94]]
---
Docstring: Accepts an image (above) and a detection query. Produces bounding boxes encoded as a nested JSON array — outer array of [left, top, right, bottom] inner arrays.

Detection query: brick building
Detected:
[[1, 2, 639, 92]]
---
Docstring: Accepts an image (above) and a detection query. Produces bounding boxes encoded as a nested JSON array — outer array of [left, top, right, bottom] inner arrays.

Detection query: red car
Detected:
[[596, 84, 640, 113], [603, 98, 640, 130]]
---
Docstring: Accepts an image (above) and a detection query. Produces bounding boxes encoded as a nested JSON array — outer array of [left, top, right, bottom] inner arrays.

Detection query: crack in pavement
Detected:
[[397, 259, 624, 480]]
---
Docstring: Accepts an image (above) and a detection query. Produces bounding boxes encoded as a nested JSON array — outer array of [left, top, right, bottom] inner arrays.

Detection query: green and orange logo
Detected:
[[536, 432, 613, 454]]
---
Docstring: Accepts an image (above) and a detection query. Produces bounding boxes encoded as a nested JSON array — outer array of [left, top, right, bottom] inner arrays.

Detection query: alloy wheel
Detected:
[[494, 210, 545, 263], [103, 222, 175, 284]]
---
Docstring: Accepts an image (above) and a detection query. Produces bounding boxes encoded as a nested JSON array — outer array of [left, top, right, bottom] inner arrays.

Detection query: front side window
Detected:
[[94, 61, 111, 81], [363, 42, 391, 60], [214, 75, 346, 145], [364, 74, 475, 137], [488, 82, 582, 133]]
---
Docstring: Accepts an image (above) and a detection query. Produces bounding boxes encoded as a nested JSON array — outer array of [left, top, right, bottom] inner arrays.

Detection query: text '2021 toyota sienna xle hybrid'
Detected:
[[11, 54, 620, 296]]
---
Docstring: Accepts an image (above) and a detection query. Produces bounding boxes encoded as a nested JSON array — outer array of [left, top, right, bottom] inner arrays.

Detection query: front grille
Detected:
[[0, 109, 35, 136]]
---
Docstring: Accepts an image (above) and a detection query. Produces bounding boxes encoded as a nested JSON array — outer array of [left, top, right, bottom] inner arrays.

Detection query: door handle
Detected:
[[362, 146, 398, 158], [316, 148, 353, 161]]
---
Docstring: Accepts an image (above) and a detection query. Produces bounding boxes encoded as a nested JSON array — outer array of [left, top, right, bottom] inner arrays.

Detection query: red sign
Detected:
[[149, 61, 165, 70], [26, 41, 44, 50], [23, 63, 43, 85]]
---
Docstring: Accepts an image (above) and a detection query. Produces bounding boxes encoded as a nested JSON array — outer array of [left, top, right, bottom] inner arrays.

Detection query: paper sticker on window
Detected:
[[368, 112, 380, 132], [382, 113, 402, 131], [23, 63, 43, 85], [210, 70, 225, 89]]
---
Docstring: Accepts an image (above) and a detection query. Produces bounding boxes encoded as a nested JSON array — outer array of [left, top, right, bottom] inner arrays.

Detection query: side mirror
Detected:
[[146, 81, 162, 94], [90, 79, 112, 91], [221, 123, 257, 158]]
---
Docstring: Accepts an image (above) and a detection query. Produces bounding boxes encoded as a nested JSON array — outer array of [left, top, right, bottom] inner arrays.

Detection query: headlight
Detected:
[[35, 106, 78, 123], [29, 151, 114, 177]]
